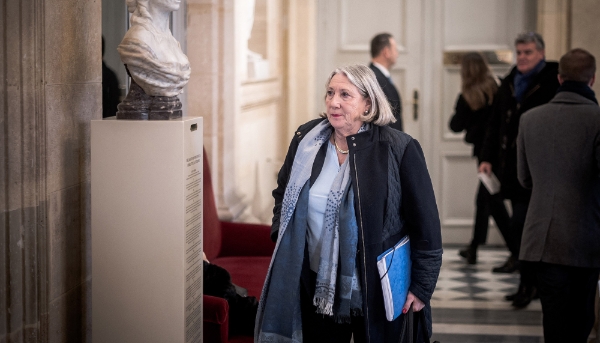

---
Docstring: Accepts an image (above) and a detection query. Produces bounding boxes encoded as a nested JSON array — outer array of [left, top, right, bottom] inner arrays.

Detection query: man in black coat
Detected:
[[517, 48, 600, 343], [479, 32, 560, 308], [369, 33, 403, 131]]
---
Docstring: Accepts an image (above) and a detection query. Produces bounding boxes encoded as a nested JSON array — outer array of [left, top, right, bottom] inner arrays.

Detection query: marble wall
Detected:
[[0, 0, 100, 342]]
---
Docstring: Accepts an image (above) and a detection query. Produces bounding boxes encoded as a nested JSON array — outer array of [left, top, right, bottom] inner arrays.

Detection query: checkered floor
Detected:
[[430, 247, 545, 342], [432, 247, 538, 309]]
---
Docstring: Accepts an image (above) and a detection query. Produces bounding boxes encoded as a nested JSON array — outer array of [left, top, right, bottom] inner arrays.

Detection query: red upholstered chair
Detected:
[[202, 149, 275, 343]]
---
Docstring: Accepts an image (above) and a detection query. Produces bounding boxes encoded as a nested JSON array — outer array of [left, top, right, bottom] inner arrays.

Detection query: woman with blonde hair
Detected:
[[256, 64, 442, 342], [449, 52, 511, 264]]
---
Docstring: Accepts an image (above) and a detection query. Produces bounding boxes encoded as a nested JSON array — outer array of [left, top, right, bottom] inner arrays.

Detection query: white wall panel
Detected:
[[339, 0, 406, 51], [444, 0, 511, 50], [440, 153, 479, 224], [443, 0, 537, 51]]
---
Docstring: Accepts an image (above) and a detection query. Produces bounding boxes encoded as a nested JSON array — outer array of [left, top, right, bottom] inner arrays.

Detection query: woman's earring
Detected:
[[364, 109, 369, 114]]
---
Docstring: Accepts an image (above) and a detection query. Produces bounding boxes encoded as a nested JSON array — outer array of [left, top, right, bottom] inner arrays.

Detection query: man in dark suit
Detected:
[[369, 33, 403, 131], [479, 32, 560, 308], [517, 48, 600, 343]]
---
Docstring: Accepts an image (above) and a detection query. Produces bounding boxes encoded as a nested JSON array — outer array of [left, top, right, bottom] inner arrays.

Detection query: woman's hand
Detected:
[[478, 162, 492, 175], [403, 291, 425, 313]]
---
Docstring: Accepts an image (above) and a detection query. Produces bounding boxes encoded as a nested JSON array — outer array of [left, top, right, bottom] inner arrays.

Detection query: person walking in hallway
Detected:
[[517, 48, 600, 343], [369, 33, 403, 131], [449, 52, 511, 265], [479, 32, 560, 308]]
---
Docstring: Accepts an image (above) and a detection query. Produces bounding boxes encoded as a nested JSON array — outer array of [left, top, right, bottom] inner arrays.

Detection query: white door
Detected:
[[429, 0, 537, 244], [316, 0, 423, 140], [316, 0, 537, 244]]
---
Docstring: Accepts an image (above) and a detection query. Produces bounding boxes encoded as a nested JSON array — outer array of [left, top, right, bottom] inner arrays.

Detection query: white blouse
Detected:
[[307, 141, 341, 272]]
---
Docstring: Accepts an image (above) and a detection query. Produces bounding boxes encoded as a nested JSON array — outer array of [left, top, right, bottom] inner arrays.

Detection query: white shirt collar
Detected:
[[372, 62, 391, 78]]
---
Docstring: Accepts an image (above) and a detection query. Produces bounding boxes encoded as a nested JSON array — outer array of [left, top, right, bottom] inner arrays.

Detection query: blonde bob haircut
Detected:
[[320, 64, 396, 126]]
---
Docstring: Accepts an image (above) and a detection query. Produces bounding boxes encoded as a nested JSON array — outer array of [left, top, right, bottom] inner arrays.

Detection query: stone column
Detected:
[[0, 1, 46, 341], [187, 0, 247, 220], [538, 0, 600, 94], [0, 0, 101, 342], [537, 0, 570, 61], [285, 0, 317, 138], [570, 0, 600, 95]]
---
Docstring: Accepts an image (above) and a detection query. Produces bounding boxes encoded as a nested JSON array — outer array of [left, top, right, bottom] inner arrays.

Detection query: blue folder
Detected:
[[376, 235, 411, 321]]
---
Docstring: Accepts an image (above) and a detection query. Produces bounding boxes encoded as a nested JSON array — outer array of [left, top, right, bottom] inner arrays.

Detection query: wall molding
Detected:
[[338, 0, 408, 53]]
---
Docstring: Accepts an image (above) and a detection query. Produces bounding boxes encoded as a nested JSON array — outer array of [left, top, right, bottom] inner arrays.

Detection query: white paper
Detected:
[[478, 172, 501, 195]]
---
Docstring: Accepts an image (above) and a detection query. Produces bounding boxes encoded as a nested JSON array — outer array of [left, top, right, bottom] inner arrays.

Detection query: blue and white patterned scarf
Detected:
[[255, 120, 367, 342]]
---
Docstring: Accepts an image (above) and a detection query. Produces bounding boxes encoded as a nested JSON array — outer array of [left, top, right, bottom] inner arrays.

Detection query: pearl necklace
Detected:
[[333, 136, 349, 154]]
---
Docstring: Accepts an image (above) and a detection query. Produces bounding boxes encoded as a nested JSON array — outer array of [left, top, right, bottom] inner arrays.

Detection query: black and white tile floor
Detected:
[[430, 246, 544, 342], [349, 245, 598, 342]]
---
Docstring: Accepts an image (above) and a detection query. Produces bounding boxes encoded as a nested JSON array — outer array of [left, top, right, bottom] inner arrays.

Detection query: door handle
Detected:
[[412, 89, 419, 120]]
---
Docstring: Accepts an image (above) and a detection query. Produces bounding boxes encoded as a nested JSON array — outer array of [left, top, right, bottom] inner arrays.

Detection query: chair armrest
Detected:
[[203, 295, 229, 343], [220, 221, 275, 257]]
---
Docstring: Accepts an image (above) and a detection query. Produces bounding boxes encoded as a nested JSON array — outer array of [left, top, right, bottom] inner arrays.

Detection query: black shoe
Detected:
[[458, 246, 477, 264], [505, 282, 540, 301], [504, 290, 518, 301], [492, 256, 520, 273], [505, 288, 535, 301], [511, 285, 537, 309]]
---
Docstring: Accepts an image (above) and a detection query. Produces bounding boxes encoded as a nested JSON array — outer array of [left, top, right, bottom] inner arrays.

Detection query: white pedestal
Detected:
[[91, 117, 203, 343]]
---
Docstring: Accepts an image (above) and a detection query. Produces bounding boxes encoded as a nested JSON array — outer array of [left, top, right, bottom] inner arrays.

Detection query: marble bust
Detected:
[[116, 0, 191, 120]]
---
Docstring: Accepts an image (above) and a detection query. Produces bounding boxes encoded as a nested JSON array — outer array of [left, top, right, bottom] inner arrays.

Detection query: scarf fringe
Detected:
[[351, 307, 364, 317], [314, 296, 365, 323], [332, 307, 365, 324], [313, 297, 334, 316], [332, 314, 351, 324]]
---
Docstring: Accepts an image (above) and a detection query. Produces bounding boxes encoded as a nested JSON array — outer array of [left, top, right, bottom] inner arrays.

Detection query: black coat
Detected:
[[480, 62, 559, 201], [271, 118, 442, 342], [449, 94, 495, 162], [369, 63, 403, 131]]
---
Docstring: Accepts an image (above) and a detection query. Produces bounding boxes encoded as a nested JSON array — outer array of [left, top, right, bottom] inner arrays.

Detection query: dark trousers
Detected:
[[509, 201, 538, 287], [533, 262, 600, 343], [300, 250, 365, 343], [470, 182, 511, 247], [509, 200, 529, 257]]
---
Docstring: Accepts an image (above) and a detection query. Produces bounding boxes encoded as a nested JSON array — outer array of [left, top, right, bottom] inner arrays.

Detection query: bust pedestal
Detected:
[[91, 117, 203, 343]]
